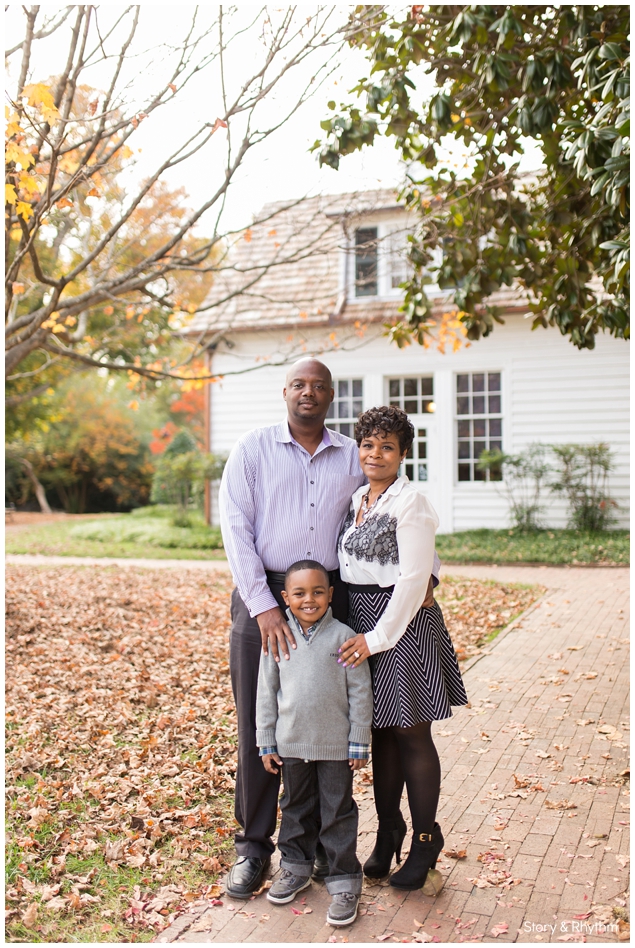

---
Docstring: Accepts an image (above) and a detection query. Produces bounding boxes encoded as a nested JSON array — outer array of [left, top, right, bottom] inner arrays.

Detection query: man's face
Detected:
[[283, 362, 334, 424]]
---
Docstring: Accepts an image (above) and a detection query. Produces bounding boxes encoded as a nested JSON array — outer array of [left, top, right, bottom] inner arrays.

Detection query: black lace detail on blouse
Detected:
[[337, 508, 355, 551], [341, 513, 399, 566]]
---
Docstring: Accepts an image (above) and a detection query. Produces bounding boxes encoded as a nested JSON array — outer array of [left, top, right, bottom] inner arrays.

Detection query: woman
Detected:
[[337, 406, 468, 890]]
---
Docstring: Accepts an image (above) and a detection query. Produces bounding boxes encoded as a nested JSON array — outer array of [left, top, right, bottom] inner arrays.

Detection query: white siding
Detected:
[[210, 315, 629, 531]]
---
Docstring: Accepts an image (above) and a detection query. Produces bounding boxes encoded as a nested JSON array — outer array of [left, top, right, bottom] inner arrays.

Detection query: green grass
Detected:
[[7, 509, 629, 566], [6, 506, 225, 560], [436, 528, 629, 565]]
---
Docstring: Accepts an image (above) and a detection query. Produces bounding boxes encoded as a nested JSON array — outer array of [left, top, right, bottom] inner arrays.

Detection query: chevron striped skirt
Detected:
[[348, 587, 468, 728]]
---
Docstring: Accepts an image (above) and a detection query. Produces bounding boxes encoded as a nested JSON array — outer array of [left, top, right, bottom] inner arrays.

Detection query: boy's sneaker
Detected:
[[326, 892, 359, 926], [267, 868, 311, 904]]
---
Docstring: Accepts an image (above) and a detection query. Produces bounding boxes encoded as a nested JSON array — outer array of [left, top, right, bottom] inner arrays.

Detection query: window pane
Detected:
[[418, 463, 428, 481], [489, 418, 502, 437], [338, 379, 349, 397], [422, 400, 434, 413], [490, 467, 503, 481], [326, 403, 335, 419], [352, 399, 363, 417], [473, 419, 486, 438], [404, 399, 418, 414], [406, 445, 414, 459], [389, 379, 400, 397], [488, 394, 501, 414], [355, 227, 378, 297], [457, 396, 470, 415], [421, 378, 433, 396], [458, 420, 470, 438], [458, 441, 471, 459], [417, 428, 427, 438], [389, 399, 400, 407], [405, 463, 414, 480], [458, 463, 471, 481], [488, 372, 501, 392], [473, 440, 486, 459], [404, 378, 417, 397], [352, 379, 362, 397], [457, 374, 469, 393], [472, 373, 485, 392], [419, 442, 427, 459], [340, 423, 351, 438], [490, 440, 502, 453], [473, 395, 485, 414], [474, 466, 486, 481]]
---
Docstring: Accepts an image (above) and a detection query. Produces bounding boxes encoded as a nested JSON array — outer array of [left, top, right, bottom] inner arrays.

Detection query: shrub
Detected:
[[477, 444, 551, 530], [150, 443, 225, 525], [550, 443, 618, 531]]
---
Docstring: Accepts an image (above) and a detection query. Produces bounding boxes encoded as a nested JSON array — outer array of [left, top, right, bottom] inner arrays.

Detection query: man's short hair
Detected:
[[284, 559, 330, 587]]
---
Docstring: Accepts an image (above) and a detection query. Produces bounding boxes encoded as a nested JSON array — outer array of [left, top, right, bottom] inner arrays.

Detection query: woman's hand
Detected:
[[338, 633, 371, 668], [262, 753, 283, 774]]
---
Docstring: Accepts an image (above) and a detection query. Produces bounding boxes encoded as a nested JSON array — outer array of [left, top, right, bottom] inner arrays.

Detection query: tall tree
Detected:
[[316, 5, 629, 349], [5, 5, 348, 402]]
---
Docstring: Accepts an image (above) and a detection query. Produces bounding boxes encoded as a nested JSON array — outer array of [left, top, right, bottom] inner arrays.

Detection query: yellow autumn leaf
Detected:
[[21, 83, 60, 124], [5, 183, 17, 205], [16, 201, 34, 221], [125, 305, 135, 320], [64, 316, 77, 326], [5, 111, 22, 139], [120, 145, 134, 160], [12, 282, 25, 295], [128, 400, 139, 411], [51, 324, 65, 333], [18, 172, 41, 196], [5, 142, 35, 168]]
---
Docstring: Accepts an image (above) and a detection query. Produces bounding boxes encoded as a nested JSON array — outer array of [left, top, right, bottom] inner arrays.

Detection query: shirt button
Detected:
[[310, 526, 314, 531], [307, 551, 311, 555], [310, 480, 314, 484], [310, 503, 314, 507]]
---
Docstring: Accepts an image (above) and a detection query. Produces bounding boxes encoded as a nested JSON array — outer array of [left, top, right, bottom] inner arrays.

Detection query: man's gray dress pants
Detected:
[[229, 577, 349, 859]]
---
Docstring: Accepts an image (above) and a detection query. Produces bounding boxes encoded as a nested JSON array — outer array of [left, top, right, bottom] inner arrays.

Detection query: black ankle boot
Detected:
[[363, 813, 407, 878], [389, 823, 444, 890]]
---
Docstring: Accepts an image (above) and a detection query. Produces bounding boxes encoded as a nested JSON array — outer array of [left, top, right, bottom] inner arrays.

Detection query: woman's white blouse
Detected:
[[337, 475, 439, 656]]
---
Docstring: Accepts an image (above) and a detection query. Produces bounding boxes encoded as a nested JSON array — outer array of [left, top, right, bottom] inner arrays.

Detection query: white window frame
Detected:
[[454, 370, 504, 484], [344, 216, 443, 301], [325, 377, 364, 439], [386, 375, 435, 484]]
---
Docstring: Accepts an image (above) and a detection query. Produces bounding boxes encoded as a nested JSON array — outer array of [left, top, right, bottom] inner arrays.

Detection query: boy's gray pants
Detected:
[[278, 758, 362, 895]]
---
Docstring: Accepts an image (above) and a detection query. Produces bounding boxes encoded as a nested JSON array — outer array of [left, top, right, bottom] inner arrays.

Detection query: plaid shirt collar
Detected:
[[286, 607, 332, 641]]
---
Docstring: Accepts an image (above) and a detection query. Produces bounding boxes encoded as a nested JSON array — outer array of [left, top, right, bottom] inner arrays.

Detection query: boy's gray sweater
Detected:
[[255, 608, 373, 760]]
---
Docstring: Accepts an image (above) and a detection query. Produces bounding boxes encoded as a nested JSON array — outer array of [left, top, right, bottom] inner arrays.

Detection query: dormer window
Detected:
[[355, 227, 378, 297], [349, 219, 441, 299]]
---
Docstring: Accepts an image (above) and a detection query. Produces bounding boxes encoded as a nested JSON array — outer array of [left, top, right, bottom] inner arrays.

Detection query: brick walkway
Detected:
[[155, 565, 630, 945]]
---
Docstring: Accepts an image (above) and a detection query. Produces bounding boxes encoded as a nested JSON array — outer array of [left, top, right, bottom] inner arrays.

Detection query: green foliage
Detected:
[[7, 376, 154, 513], [68, 510, 224, 550], [436, 527, 629, 565], [315, 5, 630, 349], [551, 442, 617, 531], [478, 443, 551, 530], [150, 438, 225, 524]]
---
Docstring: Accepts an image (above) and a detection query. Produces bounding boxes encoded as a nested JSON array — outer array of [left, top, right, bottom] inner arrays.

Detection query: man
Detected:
[[219, 358, 439, 898]]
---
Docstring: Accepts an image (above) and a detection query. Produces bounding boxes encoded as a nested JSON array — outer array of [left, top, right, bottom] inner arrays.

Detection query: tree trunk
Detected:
[[19, 458, 52, 514]]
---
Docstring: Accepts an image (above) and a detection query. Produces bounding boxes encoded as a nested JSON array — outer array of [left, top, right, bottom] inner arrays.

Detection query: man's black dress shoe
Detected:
[[311, 844, 329, 881], [226, 855, 271, 899]]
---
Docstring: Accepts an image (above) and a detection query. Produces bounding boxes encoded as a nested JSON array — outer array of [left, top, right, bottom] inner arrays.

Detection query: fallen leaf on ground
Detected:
[[490, 922, 509, 937], [443, 849, 467, 859]]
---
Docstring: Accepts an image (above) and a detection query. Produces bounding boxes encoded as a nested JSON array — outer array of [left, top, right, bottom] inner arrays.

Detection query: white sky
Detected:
[[6, 4, 544, 234]]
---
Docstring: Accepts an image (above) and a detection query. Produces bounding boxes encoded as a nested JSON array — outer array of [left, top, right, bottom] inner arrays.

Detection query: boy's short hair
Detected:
[[284, 559, 330, 588]]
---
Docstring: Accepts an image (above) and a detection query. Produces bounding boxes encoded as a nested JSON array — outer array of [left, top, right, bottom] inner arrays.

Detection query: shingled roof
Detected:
[[188, 188, 529, 337]]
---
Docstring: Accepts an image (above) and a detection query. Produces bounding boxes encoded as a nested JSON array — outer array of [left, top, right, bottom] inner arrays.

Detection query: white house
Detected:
[[192, 189, 629, 533]]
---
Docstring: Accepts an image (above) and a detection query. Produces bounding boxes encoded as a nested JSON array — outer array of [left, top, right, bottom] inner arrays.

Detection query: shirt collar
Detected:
[[275, 419, 344, 448], [286, 606, 332, 639], [352, 473, 409, 509]]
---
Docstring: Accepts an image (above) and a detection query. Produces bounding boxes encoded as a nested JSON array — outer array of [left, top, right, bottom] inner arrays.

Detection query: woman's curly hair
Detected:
[[355, 405, 415, 455]]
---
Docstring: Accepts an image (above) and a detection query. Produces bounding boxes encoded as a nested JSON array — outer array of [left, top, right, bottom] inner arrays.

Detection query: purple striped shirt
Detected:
[[219, 421, 364, 616], [219, 419, 441, 618]]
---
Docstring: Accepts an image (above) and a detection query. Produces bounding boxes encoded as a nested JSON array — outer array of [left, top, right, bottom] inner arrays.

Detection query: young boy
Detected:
[[255, 559, 373, 928]]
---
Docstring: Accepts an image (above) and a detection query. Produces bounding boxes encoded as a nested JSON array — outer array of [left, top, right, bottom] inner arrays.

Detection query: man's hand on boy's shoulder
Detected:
[[349, 757, 368, 771], [262, 752, 284, 774]]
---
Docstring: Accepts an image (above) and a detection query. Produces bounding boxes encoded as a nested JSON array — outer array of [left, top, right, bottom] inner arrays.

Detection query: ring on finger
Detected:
[[354, 650, 360, 659]]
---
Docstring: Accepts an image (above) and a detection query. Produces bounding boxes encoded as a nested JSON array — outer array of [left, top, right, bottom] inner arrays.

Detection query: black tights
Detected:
[[371, 722, 440, 836]]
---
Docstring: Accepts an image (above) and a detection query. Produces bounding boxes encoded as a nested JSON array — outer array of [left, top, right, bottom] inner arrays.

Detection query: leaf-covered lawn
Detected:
[[436, 528, 629, 566], [5, 566, 540, 942]]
